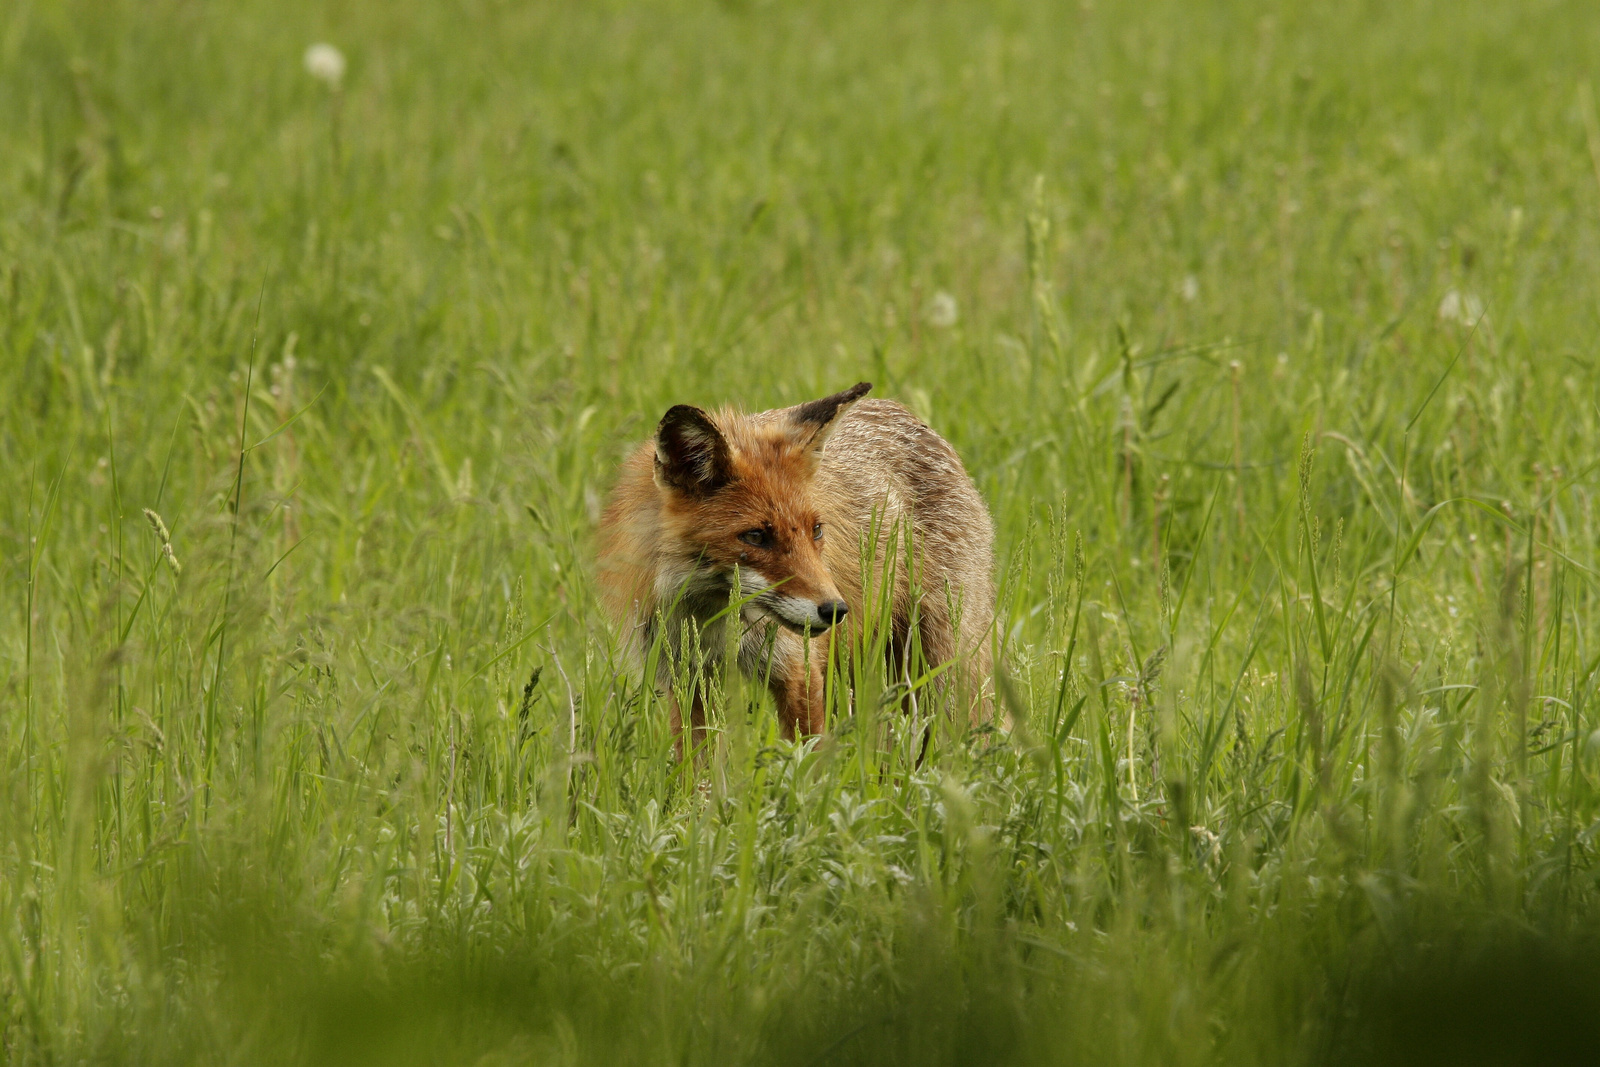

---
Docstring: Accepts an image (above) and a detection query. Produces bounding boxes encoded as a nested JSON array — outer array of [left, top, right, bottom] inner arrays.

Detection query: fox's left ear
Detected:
[[789, 382, 871, 456]]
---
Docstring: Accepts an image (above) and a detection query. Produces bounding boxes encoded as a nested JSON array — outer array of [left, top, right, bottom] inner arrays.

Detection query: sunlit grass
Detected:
[[3, 0, 1600, 1063]]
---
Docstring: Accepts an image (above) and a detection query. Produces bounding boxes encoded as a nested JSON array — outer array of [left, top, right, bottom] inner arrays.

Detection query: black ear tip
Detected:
[[658, 404, 710, 433], [849, 382, 872, 399]]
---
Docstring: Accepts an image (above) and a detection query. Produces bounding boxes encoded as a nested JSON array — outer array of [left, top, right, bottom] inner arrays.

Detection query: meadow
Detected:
[[4, 0, 1600, 1062]]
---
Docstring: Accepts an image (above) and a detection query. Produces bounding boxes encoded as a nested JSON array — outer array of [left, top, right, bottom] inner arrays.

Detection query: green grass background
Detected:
[[5, 0, 1600, 1062]]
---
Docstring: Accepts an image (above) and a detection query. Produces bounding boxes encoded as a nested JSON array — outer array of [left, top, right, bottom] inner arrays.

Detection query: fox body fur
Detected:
[[597, 383, 994, 750]]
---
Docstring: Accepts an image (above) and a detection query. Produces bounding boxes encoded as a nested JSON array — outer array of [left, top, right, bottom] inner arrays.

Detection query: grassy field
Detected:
[[5, 0, 1600, 1062]]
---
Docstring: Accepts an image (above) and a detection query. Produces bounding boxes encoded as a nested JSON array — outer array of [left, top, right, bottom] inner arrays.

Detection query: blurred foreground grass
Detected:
[[4, 0, 1600, 1063]]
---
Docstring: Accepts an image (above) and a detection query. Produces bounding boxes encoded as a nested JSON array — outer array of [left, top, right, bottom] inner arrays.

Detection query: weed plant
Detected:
[[3, 1, 1600, 1063]]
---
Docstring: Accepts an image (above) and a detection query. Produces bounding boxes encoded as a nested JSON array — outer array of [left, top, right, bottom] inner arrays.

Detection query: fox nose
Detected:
[[816, 600, 849, 627]]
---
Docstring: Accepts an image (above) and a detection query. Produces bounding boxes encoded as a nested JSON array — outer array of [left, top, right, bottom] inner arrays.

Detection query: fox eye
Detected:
[[739, 528, 769, 548], [812, 523, 824, 541]]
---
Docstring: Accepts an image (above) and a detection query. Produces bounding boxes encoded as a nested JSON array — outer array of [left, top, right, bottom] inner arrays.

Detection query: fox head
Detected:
[[651, 382, 871, 633]]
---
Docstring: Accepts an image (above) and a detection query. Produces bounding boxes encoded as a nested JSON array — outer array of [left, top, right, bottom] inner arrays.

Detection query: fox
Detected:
[[596, 382, 994, 754]]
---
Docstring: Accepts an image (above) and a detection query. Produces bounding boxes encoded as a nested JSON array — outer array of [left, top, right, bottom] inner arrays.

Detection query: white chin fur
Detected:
[[770, 595, 827, 631], [732, 569, 828, 631]]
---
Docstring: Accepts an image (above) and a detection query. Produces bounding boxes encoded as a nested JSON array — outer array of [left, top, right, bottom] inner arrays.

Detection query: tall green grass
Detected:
[[3, 0, 1600, 1062]]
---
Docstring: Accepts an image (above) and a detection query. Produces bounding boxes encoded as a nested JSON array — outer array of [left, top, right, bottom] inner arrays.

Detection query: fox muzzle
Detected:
[[766, 595, 848, 633]]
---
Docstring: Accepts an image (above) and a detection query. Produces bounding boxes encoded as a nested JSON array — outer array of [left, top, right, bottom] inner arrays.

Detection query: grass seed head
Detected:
[[142, 508, 181, 574]]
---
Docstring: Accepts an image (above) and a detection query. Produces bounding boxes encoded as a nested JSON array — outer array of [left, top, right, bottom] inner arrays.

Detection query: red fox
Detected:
[[597, 383, 994, 753]]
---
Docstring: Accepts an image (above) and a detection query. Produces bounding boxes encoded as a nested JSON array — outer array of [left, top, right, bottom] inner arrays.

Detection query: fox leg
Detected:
[[668, 687, 709, 761], [911, 589, 994, 725], [770, 634, 829, 739]]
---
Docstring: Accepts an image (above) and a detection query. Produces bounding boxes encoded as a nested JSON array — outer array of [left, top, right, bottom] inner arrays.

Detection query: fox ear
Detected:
[[790, 382, 871, 455], [654, 405, 733, 496]]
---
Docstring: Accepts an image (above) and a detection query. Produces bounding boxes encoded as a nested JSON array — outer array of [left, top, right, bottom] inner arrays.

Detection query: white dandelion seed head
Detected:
[[304, 43, 346, 87], [1437, 289, 1484, 326], [925, 290, 959, 329]]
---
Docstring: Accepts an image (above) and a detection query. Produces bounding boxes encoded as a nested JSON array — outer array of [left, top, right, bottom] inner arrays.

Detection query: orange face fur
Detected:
[[643, 389, 862, 633]]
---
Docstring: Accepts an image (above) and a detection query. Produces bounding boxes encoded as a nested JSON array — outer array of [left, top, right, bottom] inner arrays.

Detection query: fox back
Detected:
[[597, 383, 994, 744]]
